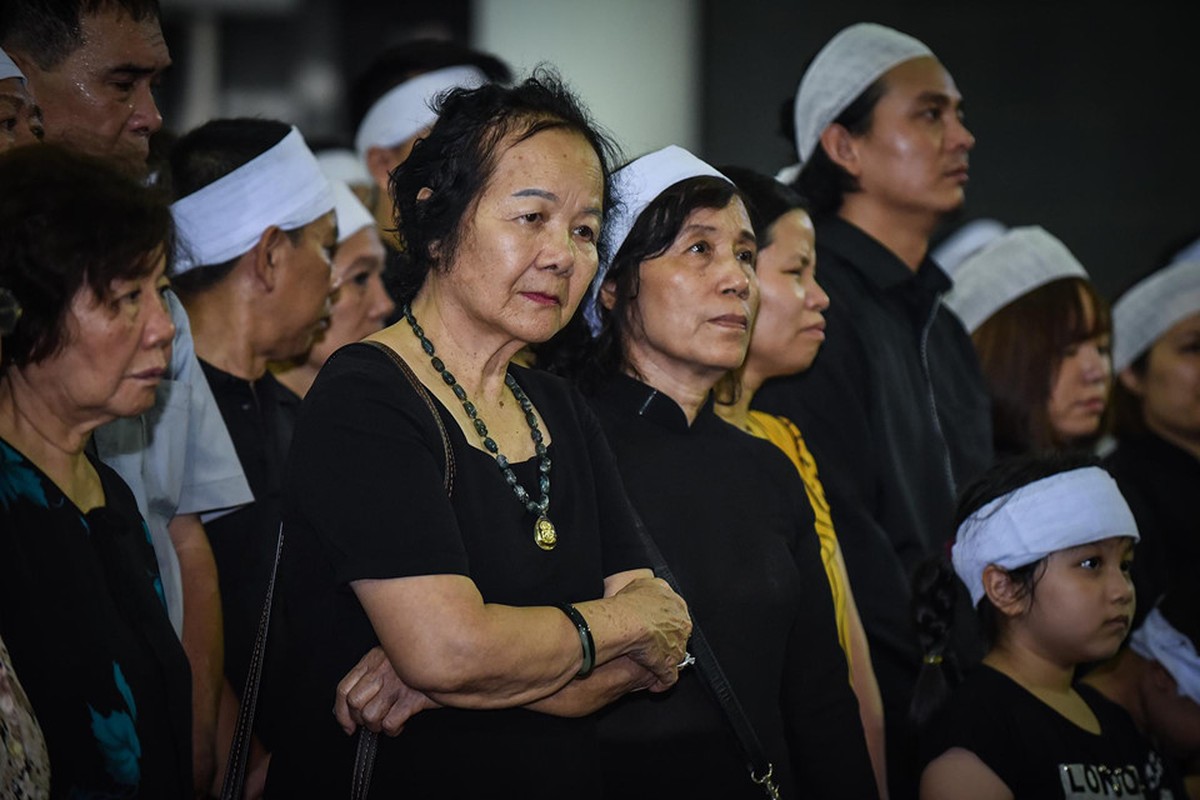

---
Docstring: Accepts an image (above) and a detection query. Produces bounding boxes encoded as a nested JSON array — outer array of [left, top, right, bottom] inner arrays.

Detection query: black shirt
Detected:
[[588, 373, 878, 799], [264, 343, 648, 799], [199, 361, 292, 747], [753, 215, 994, 799], [920, 665, 1186, 799]]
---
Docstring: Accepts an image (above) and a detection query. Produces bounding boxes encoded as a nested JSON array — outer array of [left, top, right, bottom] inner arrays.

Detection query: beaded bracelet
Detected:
[[556, 602, 596, 678]]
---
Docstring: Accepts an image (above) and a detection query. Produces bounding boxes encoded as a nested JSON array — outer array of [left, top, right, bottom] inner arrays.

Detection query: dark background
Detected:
[[159, 0, 1198, 302]]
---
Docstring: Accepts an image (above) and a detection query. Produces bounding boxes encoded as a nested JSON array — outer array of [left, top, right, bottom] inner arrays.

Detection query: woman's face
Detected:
[[306, 224, 394, 368], [435, 126, 603, 346], [616, 198, 758, 391], [745, 209, 828, 380], [1122, 311, 1200, 446], [1017, 536, 1135, 667], [1046, 289, 1111, 444], [22, 253, 174, 423]]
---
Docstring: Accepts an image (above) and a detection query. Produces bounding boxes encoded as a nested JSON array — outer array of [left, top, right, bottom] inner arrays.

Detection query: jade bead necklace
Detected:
[[402, 303, 556, 551]]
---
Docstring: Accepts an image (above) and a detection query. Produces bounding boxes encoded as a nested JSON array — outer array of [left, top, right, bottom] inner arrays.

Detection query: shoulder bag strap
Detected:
[[633, 517, 782, 800], [220, 523, 284, 800], [349, 340, 457, 796], [220, 342, 456, 800]]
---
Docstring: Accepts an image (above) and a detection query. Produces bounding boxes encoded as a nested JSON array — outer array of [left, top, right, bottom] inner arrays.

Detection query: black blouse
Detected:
[[588, 373, 878, 799], [264, 343, 649, 799]]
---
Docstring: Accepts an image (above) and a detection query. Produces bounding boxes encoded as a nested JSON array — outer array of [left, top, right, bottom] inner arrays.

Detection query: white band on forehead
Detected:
[[316, 148, 371, 188], [793, 22, 933, 166], [1130, 607, 1200, 706], [171, 126, 334, 274], [951, 466, 1139, 607], [354, 65, 487, 158], [943, 226, 1089, 333], [1112, 259, 1200, 373], [0, 47, 24, 82], [330, 180, 374, 245], [582, 145, 730, 335]]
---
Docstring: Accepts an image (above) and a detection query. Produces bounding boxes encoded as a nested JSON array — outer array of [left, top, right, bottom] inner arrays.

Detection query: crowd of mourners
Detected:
[[2, 3, 1199, 799]]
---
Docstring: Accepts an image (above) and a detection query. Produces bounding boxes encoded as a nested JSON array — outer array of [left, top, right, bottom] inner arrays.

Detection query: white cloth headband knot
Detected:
[[951, 466, 1139, 607], [354, 65, 487, 158], [1112, 258, 1200, 372], [0, 47, 25, 82], [582, 145, 729, 335], [792, 22, 933, 167], [1130, 607, 1200, 706], [942, 225, 1090, 333], [329, 180, 374, 245], [171, 126, 334, 274]]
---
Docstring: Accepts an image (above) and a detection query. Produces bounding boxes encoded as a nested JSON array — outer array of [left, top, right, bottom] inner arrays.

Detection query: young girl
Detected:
[[914, 453, 1186, 799]]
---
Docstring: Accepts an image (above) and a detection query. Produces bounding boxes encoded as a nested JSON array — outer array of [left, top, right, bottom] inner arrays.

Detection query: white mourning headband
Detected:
[[942, 226, 1089, 333], [171, 126, 334, 274], [330, 180, 374, 245], [0, 47, 24, 82], [931, 218, 1008, 276], [316, 147, 372, 188], [354, 65, 487, 158], [582, 145, 729, 335], [1130, 607, 1200, 706], [791, 22, 933, 167], [1112, 258, 1200, 373], [951, 466, 1139, 607]]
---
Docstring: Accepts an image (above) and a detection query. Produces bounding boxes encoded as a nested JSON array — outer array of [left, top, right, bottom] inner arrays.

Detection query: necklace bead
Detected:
[[402, 304, 556, 549]]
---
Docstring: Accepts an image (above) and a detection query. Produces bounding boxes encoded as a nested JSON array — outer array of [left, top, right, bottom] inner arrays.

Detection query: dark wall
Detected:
[[700, 0, 1199, 301]]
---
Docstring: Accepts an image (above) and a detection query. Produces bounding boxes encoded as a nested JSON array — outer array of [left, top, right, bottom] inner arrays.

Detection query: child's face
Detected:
[[1019, 536, 1136, 666]]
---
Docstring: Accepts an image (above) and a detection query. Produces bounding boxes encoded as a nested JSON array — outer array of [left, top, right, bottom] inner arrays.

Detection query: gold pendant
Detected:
[[534, 515, 557, 551]]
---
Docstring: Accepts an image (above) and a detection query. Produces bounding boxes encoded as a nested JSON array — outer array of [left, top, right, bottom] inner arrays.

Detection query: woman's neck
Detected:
[[271, 359, 319, 400], [401, 289, 525, 403], [713, 366, 762, 432], [1145, 415, 1200, 462], [0, 374, 103, 509]]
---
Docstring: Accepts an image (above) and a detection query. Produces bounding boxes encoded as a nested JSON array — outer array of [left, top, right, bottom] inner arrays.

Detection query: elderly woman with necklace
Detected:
[[263, 72, 691, 800]]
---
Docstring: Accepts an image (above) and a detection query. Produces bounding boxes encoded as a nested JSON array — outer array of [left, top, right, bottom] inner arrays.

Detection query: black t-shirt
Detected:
[[264, 343, 648, 799], [0, 439, 192, 799], [920, 665, 1186, 799], [588, 374, 878, 800], [199, 361, 293, 749]]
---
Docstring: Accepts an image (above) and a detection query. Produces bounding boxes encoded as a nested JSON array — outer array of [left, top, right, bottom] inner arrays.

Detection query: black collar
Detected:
[[592, 372, 716, 433], [816, 215, 952, 296]]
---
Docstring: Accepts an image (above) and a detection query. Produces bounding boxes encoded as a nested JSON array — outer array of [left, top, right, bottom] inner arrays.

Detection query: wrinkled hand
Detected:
[[333, 647, 439, 736], [613, 577, 692, 691]]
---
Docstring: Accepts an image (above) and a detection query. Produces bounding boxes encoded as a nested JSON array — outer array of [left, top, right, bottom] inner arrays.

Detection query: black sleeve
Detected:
[[285, 344, 469, 586]]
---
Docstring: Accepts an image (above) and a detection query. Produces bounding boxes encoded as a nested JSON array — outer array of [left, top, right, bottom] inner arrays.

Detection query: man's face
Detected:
[[17, 8, 170, 169]]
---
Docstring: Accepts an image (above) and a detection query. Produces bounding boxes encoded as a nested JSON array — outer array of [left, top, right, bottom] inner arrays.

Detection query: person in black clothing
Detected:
[[753, 23, 993, 798], [550, 144, 877, 798], [912, 452, 1185, 800], [1106, 254, 1200, 628], [263, 71, 692, 799], [0, 144, 192, 798], [166, 118, 338, 789]]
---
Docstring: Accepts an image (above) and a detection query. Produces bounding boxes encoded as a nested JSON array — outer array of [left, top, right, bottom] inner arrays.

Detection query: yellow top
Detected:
[[744, 410, 851, 666]]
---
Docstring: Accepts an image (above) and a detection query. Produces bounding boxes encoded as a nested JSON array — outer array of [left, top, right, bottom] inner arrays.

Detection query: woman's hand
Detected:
[[334, 647, 440, 736], [604, 576, 692, 689]]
